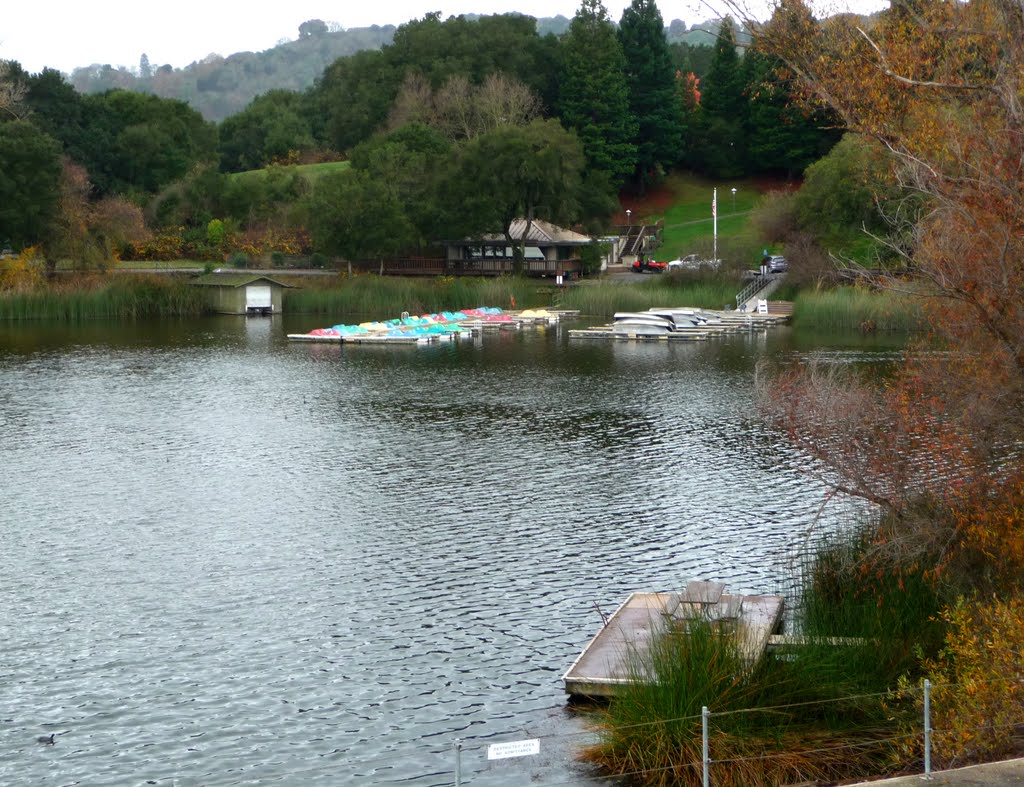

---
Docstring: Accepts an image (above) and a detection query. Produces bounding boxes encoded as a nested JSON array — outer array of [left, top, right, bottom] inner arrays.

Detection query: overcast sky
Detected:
[[3, 0, 884, 76]]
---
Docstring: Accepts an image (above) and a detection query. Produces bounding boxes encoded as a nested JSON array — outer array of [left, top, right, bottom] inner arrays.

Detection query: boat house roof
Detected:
[[192, 273, 296, 289]]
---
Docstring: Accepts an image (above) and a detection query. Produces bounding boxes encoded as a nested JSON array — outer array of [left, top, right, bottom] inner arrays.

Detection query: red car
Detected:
[[631, 258, 667, 274]]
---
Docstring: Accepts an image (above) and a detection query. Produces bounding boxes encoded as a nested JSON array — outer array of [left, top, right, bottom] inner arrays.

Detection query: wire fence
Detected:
[[191, 673, 1023, 785], [440, 673, 1024, 786]]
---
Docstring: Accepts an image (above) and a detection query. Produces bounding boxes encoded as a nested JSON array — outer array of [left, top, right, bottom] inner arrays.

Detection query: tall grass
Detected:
[[559, 277, 740, 317], [582, 614, 908, 786], [0, 275, 207, 320], [792, 285, 923, 331], [283, 274, 547, 318], [583, 525, 945, 785]]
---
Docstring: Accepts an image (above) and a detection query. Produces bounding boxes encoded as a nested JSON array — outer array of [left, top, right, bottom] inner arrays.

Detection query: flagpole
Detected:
[[713, 188, 718, 263]]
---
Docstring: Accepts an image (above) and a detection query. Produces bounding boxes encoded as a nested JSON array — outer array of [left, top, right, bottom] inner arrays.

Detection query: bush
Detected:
[[309, 252, 327, 269], [229, 252, 249, 268], [917, 597, 1024, 768], [270, 251, 285, 267]]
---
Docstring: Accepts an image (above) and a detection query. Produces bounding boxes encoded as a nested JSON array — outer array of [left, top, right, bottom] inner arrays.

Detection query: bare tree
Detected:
[[386, 71, 436, 131], [0, 61, 27, 120], [474, 72, 544, 134]]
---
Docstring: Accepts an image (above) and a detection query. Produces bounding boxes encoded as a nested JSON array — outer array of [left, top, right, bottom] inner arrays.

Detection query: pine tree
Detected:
[[618, 0, 682, 191], [696, 16, 746, 177], [558, 0, 637, 188], [742, 47, 840, 178]]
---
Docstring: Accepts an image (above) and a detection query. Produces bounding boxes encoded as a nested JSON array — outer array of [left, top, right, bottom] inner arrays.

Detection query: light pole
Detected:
[[626, 208, 632, 227], [731, 187, 737, 212]]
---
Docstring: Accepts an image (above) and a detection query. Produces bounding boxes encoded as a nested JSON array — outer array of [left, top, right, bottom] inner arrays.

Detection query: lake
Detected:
[[0, 315, 903, 786]]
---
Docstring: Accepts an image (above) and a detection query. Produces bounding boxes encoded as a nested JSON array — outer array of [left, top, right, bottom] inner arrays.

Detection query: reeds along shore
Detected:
[[0, 269, 923, 328], [0, 275, 208, 320], [791, 286, 923, 332], [580, 530, 948, 787]]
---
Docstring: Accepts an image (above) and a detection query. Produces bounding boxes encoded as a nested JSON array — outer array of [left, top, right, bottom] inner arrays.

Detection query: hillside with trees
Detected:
[[1, 2, 839, 272], [62, 14, 741, 123]]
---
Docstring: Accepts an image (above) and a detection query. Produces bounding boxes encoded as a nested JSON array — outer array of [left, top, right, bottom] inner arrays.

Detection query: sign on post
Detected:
[[757, 299, 768, 314], [487, 739, 540, 760]]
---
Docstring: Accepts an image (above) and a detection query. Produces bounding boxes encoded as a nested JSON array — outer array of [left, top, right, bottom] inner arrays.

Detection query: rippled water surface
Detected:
[[0, 316, 904, 785]]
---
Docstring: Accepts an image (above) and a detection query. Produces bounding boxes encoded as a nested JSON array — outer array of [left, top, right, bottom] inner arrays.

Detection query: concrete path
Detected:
[[847, 757, 1024, 785]]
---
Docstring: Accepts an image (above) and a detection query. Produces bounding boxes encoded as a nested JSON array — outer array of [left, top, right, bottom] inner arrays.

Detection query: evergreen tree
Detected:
[[742, 47, 840, 178], [617, 0, 682, 191], [558, 0, 637, 188], [696, 16, 746, 177]]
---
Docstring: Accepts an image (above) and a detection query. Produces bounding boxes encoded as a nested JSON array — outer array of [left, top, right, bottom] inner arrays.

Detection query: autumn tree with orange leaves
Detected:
[[742, 0, 1024, 588]]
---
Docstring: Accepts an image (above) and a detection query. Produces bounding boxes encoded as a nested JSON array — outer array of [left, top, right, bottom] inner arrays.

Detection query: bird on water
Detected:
[[37, 733, 55, 745]]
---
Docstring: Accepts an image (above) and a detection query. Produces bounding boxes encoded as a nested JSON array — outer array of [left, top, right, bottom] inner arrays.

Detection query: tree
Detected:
[[77, 90, 217, 195], [314, 48, 399, 151], [299, 20, 329, 39], [558, 0, 637, 187], [0, 60, 28, 120], [441, 118, 587, 272], [44, 159, 149, 271], [309, 168, 415, 262], [218, 90, 315, 171], [347, 122, 451, 249], [695, 16, 746, 177], [617, 0, 682, 191], [388, 71, 544, 142], [0, 120, 62, 249], [791, 133, 897, 244], [751, 0, 1024, 582], [742, 46, 840, 178]]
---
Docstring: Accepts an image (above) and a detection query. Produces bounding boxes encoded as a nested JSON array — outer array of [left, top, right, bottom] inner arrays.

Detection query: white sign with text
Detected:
[[487, 739, 540, 760]]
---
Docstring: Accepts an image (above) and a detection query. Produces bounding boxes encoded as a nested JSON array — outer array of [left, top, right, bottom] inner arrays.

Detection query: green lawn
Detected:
[[226, 160, 350, 183], [645, 174, 772, 262]]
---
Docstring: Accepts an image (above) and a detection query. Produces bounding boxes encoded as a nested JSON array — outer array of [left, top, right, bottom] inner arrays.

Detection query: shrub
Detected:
[[229, 252, 249, 269], [918, 597, 1024, 769], [270, 251, 285, 267]]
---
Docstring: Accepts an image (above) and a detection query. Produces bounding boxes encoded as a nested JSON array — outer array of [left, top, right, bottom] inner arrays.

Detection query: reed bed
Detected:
[[558, 278, 739, 317], [0, 275, 207, 320], [284, 274, 546, 317], [583, 526, 943, 785], [792, 286, 923, 332], [581, 616, 907, 786]]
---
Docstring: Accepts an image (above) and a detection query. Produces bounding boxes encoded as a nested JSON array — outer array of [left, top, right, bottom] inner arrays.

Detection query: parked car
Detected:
[[667, 254, 701, 270], [631, 258, 667, 274], [768, 255, 788, 273], [667, 254, 721, 271]]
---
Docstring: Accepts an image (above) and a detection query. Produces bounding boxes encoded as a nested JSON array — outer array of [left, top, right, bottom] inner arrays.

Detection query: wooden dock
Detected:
[[567, 309, 790, 343], [563, 581, 784, 699]]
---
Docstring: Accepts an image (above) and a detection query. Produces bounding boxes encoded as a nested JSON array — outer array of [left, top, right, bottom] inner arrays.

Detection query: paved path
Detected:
[[847, 757, 1024, 785]]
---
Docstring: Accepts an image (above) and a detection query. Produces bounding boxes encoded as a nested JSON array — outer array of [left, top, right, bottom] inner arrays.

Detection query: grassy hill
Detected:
[[626, 174, 783, 263]]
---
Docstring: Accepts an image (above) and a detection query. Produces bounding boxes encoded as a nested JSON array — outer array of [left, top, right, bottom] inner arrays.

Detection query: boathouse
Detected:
[[192, 272, 295, 315], [444, 219, 593, 278]]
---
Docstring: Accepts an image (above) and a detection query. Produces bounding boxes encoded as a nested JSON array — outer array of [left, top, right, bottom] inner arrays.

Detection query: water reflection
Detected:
[[0, 317, 896, 785]]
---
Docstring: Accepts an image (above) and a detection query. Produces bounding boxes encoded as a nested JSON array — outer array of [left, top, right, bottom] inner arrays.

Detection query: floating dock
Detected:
[[568, 309, 789, 342], [287, 309, 579, 344], [562, 581, 784, 699]]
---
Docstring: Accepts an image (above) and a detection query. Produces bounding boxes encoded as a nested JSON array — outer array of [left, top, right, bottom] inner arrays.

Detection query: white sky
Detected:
[[2, 0, 885, 76]]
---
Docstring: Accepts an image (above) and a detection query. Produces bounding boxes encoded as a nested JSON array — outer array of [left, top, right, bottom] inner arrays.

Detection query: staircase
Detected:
[[735, 274, 784, 312]]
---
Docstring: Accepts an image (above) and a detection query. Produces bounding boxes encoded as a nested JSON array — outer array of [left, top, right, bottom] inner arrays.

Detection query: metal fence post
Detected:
[[454, 738, 462, 787], [702, 706, 710, 787], [923, 679, 932, 780]]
